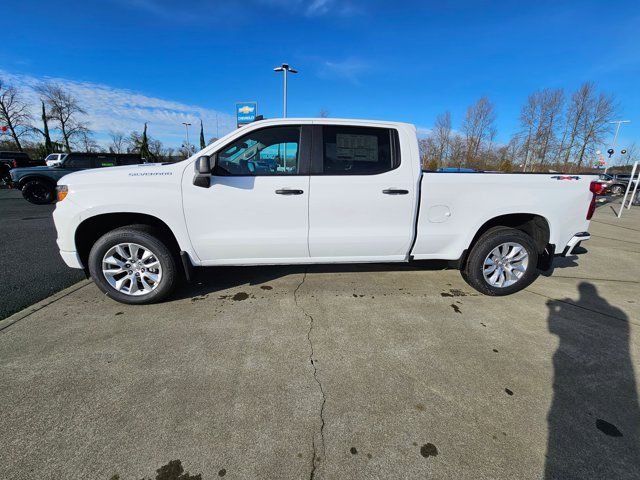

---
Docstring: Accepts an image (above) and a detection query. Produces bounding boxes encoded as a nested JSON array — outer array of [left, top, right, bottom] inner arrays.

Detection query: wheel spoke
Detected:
[[506, 246, 522, 259], [129, 243, 140, 260], [128, 276, 139, 294], [143, 259, 159, 269], [115, 275, 130, 291], [143, 271, 159, 283], [104, 255, 125, 268], [115, 245, 129, 260], [103, 266, 125, 277]]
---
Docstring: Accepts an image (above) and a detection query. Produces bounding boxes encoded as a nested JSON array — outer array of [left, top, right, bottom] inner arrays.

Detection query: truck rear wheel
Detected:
[[22, 180, 55, 204], [88, 226, 178, 305], [462, 227, 538, 296]]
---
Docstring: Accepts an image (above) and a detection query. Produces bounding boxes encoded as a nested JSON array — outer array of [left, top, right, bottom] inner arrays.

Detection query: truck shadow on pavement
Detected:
[[171, 260, 450, 301], [545, 282, 640, 480]]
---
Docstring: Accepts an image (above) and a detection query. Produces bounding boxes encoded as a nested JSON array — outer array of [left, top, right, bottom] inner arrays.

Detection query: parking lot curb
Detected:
[[0, 279, 93, 332]]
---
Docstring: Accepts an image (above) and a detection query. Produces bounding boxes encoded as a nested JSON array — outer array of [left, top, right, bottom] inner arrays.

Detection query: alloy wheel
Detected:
[[102, 243, 162, 296]]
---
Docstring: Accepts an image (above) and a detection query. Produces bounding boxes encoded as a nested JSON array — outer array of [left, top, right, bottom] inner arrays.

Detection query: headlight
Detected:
[[56, 185, 68, 202]]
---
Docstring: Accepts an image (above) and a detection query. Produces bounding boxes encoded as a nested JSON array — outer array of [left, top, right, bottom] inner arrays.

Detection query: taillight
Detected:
[[11, 160, 17, 168], [590, 181, 605, 195], [586, 181, 602, 220]]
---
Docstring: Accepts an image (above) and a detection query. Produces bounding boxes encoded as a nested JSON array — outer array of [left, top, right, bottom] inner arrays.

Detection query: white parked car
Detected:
[[53, 118, 599, 304], [45, 153, 67, 167]]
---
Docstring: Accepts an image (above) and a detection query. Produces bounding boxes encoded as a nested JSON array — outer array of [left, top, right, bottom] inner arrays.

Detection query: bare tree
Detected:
[[461, 96, 497, 167], [574, 91, 616, 168], [108, 131, 126, 153], [449, 133, 467, 167], [418, 136, 438, 170], [556, 83, 594, 168], [432, 111, 452, 168], [0, 79, 33, 151], [79, 131, 100, 152], [519, 89, 564, 171], [36, 83, 88, 153], [536, 89, 564, 169]]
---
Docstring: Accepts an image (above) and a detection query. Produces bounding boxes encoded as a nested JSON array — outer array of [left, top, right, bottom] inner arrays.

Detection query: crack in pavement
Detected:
[[293, 270, 327, 480]]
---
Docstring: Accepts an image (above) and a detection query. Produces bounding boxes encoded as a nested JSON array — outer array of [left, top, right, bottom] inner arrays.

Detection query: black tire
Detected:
[[22, 180, 55, 204], [462, 226, 539, 296], [88, 226, 178, 305]]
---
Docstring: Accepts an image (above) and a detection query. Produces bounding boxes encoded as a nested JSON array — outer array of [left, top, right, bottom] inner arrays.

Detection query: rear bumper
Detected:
[[562, 232, 591, 256]]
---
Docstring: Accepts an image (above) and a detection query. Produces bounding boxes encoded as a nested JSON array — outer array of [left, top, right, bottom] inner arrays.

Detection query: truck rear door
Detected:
[[307, 124, 418, 261]]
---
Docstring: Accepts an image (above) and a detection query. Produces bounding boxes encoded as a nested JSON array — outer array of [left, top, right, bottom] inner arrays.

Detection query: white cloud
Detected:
[[120, 0, 362, 19], [0, 69, 235, 147], [318, 58, 370, 85]]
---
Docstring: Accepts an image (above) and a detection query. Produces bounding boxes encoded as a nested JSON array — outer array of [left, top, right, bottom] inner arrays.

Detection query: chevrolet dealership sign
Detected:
[[236, 102, 258, 128]]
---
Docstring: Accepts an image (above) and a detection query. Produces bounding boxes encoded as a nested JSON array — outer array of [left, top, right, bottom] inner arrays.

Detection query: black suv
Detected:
[[10, 152, 145, 204], [0, 151, 45, 184]]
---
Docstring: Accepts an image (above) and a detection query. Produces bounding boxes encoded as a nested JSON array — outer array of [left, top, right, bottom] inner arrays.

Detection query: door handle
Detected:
[[382, 189, 409, 195], [275, 189, 304, 195]]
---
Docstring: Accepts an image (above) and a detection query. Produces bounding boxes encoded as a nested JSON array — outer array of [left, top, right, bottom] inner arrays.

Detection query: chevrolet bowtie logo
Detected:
[[238, 106, 254, 114]]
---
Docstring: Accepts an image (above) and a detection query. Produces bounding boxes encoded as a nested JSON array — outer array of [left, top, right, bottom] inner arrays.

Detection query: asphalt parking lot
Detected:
[[0, 189, 85, 319], [0, 200, 639, 480]]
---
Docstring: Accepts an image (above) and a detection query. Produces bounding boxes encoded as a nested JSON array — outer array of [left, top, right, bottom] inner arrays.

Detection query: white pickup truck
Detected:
[[53, 118, 599, 305]]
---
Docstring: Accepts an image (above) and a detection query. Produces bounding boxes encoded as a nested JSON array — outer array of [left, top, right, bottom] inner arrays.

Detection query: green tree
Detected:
[[199, 119, 206, 150], [140, 122, 151, 161]]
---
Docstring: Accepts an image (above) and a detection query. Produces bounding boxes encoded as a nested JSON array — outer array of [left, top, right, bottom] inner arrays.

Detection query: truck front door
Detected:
[[182, 125, 311, 264]]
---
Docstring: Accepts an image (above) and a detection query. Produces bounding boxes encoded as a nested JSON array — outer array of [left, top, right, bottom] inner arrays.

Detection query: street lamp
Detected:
[[605, 120, 631, 172], [273, 63, 298, 118], [182, 122, 192, 155]]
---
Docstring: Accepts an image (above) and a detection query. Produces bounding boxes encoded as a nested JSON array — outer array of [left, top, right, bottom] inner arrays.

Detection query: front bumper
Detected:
[[59, 250, 84, 268], [562, 232, 591, 256]]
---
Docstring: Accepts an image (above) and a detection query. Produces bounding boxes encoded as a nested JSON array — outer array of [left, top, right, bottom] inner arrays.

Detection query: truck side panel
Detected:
[[411, 173, 594, 260]]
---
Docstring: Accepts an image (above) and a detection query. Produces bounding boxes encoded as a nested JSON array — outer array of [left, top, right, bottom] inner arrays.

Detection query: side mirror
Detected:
[[193, 155, 214, 188]]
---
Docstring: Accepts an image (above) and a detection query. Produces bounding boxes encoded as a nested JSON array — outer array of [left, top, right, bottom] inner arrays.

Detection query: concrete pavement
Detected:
[[0, 201, 638, 479]]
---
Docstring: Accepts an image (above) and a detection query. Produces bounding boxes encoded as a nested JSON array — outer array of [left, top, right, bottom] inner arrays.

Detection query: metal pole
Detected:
[[283, 68, 288, 118], [618, 161, 638, 217], [626, 162, 640, 209], [182, 122, 192, 155]]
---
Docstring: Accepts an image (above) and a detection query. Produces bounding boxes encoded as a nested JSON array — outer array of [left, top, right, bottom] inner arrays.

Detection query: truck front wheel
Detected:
[[88, 226, 178, 305], [22, 180, 55, 204], [462, 227, 539, 296]]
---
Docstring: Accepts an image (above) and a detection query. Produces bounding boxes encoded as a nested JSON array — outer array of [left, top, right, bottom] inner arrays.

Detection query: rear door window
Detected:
[[320, 126, 396, 175]]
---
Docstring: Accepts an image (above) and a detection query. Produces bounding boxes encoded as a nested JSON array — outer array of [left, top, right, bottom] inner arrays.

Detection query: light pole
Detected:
[[605, 120, 631, 172], [182, 122, 192, 155], [273, 63, 298, 118]]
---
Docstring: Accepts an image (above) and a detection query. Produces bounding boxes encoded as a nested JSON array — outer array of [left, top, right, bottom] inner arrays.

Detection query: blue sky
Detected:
[[3, 0, 640, 148]]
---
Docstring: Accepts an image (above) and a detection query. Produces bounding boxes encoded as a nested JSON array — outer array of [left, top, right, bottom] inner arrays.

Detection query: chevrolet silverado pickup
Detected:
[[53, 118, 599, 305]]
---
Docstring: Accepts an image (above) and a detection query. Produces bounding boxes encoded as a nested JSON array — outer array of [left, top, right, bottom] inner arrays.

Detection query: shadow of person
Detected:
[[545, 282, 640, 479]]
